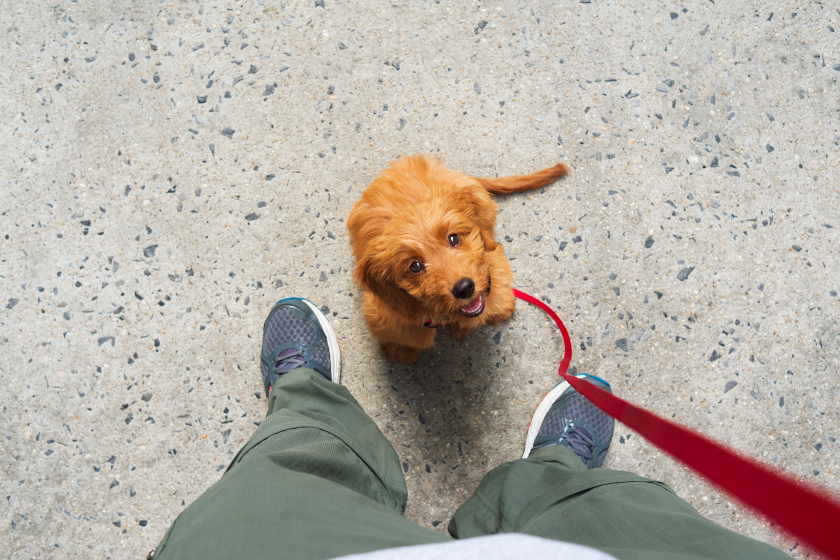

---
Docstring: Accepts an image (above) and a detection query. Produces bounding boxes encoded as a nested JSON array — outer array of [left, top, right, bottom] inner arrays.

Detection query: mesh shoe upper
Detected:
[[532, 376, 615, 468], [260, 301, 333, 393]]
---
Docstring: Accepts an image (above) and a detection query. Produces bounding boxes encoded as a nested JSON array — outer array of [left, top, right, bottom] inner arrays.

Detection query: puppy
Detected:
[[347, 155, 568, 364]]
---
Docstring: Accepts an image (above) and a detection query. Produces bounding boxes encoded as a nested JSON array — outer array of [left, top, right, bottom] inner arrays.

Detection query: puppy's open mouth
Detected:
[[458, 294, 485, 317]]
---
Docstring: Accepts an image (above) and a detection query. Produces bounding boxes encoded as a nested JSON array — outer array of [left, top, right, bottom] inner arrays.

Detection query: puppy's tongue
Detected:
[[458, 294, 485, 317]]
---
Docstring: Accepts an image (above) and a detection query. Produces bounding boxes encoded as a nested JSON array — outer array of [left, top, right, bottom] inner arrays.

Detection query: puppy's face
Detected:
[[359, 191, 496, 323]]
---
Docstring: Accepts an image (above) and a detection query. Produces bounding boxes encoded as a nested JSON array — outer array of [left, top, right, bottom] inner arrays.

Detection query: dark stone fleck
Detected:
[[419, 414, 426, 424], [663, 79, 674, 87], [143, 245, 158, 258], [670, 12, 678, 19], [620, 436, 625, 443], [709, 349, 721, 362], [644, 236, 654, 248], [221, 127, 235, 138], [265, 174, 275, 181], [315, 0, 325, 7], [338, 42, 346, 50], [615, 338, 628, 352], [710, 157, 718, 167], [248, 65, 258, 74], [493, 331, 502, 344], [474, 83, 482, 94], [766, 144, 774, 153], [139, 520, 148, 527], [197, 95, 207, 104], [135, 291, 144, 300], [98, 336, 115, 347], [6, 298, 19, 309], [779, 396, 784, 407], [113, 521, 121, 528], [141, 393, 153, 402], [792, 245, 801, 252], [110, 480, 120, 489], [676, 266, 695, 281], [724, 381, 738, 393]]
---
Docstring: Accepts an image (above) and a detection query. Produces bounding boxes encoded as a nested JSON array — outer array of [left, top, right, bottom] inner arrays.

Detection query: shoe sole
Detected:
[[273, 297, 341, 384], [522, 373, 610, 459]]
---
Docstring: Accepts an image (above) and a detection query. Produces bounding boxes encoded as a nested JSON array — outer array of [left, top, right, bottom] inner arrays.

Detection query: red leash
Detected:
[[513, 288, 840, 559]]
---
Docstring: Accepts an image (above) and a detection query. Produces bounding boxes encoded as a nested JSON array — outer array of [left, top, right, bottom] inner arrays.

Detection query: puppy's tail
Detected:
[[475, 163, 570, 195]]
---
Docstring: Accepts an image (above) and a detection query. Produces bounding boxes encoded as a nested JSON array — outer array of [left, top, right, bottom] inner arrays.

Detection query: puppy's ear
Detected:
[[478, 228, 498, 252], [454, 183, 499, 252], [354, 251, 419, 319]]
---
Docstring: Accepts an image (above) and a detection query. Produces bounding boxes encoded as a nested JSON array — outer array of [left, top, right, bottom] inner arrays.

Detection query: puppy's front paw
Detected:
[[449, 323, 471, 340], [381, 343, 423, 365]]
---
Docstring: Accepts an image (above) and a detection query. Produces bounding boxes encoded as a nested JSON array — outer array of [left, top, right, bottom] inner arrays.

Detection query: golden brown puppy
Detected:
[[347, 155, 569, 364]]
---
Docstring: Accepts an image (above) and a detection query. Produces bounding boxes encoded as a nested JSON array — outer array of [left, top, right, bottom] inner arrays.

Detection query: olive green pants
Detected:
[[153, 369, 787, 560]]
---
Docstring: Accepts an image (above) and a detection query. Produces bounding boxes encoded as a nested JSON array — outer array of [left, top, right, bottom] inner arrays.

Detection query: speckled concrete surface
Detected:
[[1, 1, 839, 558]]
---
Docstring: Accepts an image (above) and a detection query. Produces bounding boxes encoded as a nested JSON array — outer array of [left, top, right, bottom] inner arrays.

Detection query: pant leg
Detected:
[[449, 445, 789, 560], [153, 368, 449, 560]]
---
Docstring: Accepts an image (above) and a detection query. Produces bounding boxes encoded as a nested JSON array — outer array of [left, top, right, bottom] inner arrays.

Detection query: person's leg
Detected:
[[449, 375, 789, 560], [152, 299, 448, 560]]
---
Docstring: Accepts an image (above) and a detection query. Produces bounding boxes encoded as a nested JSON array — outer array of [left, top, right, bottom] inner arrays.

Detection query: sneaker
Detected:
[[522, 374, 614, 468], [260, 298, 341, 396]]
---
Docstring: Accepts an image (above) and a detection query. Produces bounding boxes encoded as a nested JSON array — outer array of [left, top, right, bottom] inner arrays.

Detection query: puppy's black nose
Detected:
[[452, 278, 475, 300]]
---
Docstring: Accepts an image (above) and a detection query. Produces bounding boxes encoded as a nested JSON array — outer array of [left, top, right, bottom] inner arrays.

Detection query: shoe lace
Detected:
[[274, 348, 306, 375], [561, 424, 596, 462]]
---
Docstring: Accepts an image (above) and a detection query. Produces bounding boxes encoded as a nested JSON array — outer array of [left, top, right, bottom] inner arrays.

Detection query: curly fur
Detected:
[[347, 155, 568, 364]]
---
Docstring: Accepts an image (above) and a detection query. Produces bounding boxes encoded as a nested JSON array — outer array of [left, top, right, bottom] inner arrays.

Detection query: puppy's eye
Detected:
[[447, 233, 461, 247], [409, 261, 424, 274]]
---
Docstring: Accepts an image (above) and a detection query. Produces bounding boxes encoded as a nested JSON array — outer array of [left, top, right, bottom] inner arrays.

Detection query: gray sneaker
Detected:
[[260, 298, 341, 396], [523, 374, 614, 468]]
